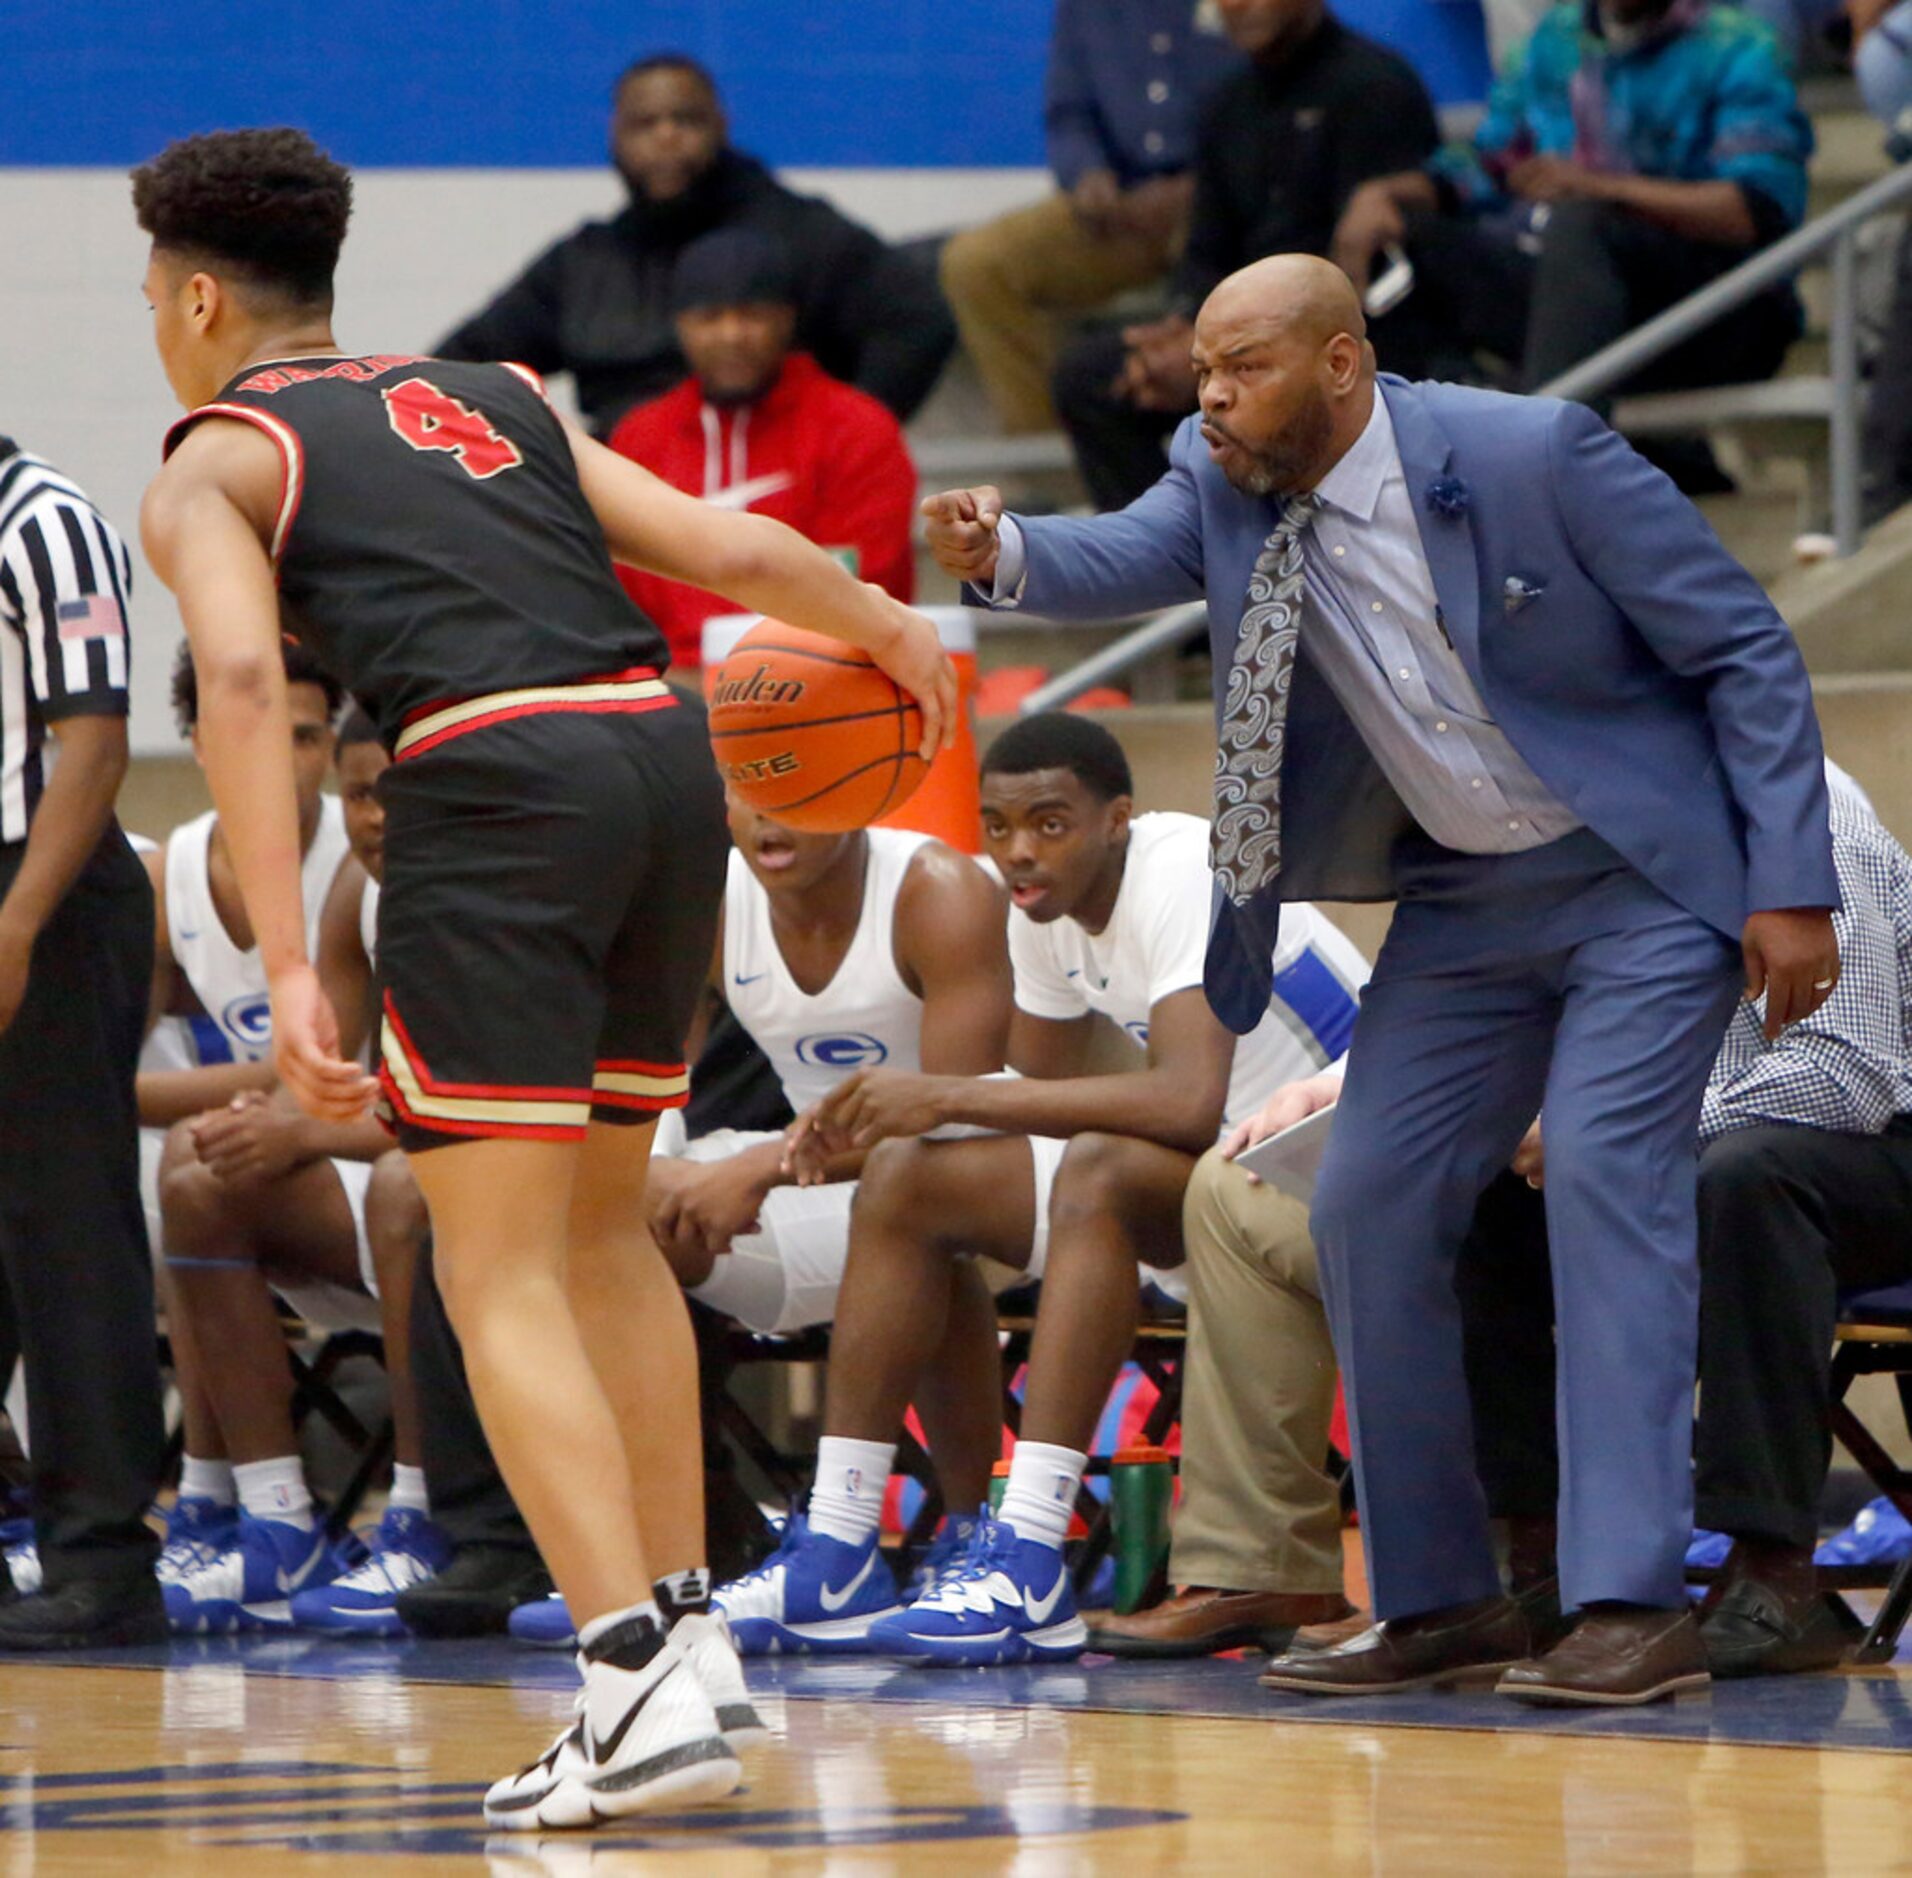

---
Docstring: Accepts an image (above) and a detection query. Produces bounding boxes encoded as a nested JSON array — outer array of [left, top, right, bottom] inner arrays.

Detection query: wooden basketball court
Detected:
[[3, 1637, 1908, 1873]]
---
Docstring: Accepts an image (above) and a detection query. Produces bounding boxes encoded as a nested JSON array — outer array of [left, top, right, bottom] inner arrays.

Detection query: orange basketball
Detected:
[[706, 619, 928, 832]]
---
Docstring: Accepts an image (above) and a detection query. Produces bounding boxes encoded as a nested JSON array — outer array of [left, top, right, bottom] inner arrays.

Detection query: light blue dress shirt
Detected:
[[990, 394, 1580, 855], [1294, 395, 1580, 853]]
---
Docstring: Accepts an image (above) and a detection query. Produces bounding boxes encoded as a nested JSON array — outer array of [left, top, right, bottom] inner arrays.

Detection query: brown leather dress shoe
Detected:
[[1288, 1607, 1373, 1652], [1087, 1588, 1355, 1659], [1498, 1606, 1709, 1706], [1258, 1596, 1530, 1696]]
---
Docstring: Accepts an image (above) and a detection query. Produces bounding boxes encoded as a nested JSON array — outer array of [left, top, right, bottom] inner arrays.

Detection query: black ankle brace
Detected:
[[581, 1611, 667, 1672]]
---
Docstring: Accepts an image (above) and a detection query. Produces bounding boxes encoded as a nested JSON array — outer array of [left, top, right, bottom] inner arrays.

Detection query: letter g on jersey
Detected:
[[795, 1033, 890, 1071], [224, 993, 275, 1053]]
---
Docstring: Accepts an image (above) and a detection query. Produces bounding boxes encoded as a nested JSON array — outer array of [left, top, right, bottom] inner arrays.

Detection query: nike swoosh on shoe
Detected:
[[818, 1551, 876, 1613], [1024, 1569, 1067, 1626], [584, 1674, 662, 1766]]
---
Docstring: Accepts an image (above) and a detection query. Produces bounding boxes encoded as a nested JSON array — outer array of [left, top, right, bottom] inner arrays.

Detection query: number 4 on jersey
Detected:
[[383, 378, 524, 480]]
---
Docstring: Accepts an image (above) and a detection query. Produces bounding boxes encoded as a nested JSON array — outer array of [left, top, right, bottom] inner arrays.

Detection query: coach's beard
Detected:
[[1209, 390, 1334, 500]]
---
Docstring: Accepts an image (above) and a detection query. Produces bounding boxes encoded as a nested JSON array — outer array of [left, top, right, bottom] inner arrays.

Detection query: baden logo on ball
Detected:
[[706, 619, 928, 833]]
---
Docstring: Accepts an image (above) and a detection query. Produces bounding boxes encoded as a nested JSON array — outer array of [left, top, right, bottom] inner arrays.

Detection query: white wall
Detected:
[[0, 164, 1047, 751]]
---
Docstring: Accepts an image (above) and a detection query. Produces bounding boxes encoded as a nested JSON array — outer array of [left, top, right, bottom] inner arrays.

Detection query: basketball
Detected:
[[706, 619, 928, 832]]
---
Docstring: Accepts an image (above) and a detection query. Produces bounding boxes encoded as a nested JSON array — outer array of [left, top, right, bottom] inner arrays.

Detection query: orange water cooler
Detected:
[[700, 607, 983, 852]]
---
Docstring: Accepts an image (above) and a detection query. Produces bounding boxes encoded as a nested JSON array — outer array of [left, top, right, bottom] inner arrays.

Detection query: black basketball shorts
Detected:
[[373, 675, 727, 1151]]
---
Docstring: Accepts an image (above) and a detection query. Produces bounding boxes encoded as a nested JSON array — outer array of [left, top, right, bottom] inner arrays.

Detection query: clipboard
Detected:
[[1231, 1103, 1336, 1205]]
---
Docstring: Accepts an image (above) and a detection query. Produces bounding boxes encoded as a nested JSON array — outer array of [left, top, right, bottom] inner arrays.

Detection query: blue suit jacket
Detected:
[[1004, 377, 1839, 1032]]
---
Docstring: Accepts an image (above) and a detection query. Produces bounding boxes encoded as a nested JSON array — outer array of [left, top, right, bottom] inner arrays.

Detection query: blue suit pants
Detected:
[[1310, 829, 1743, 1617]]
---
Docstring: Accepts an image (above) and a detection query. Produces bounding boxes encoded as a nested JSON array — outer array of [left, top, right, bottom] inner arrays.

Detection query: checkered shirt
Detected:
[[1700, 770, 1912, 1143]]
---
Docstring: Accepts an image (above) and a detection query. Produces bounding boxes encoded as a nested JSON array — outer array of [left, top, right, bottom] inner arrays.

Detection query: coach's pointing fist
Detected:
[[921, 485, 1004, 586]]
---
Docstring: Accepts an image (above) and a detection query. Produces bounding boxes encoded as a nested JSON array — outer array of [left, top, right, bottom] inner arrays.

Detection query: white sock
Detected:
[[232, 1456, 315, 1528], [998, 1441, 1086, 1554], [807, 1437, 895, 1548], [387, 1464, 429, 1515], [179, 1456, 235, 1506]]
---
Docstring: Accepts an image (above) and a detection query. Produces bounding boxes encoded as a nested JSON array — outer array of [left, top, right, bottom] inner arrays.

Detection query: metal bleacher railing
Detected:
[[1003, 159, 1912, 715]]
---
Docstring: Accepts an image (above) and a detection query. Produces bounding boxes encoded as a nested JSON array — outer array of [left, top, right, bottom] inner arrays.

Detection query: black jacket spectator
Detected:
[[1053, 11, 1440, 510], [439, 147, 954, 434]]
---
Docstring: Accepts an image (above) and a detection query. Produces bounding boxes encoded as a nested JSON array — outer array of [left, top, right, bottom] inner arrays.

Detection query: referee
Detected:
[[0, 436, 165, 1647]]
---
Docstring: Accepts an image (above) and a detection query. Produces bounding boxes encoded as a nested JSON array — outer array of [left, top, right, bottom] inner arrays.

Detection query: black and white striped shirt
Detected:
[[0, 439, 133, 842]]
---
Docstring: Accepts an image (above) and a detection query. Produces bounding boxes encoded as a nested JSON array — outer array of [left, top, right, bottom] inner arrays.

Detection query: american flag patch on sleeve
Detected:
[[56, 594, 125, 641]]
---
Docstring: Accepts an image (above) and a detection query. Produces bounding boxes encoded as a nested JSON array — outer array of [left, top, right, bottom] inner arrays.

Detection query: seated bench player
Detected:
[[288, 712, 467, 1633], [714, 712, 1368, 1664], [506, 789, 1015, 1647], [140, 640, 347, 1584], [154, 688, 443, 1632]]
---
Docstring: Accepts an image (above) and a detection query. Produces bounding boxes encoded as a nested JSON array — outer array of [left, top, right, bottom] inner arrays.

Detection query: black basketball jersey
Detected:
[[163, 354, 670, 742]]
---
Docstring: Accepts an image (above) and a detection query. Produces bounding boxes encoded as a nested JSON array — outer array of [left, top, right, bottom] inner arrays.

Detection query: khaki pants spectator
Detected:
[[1173, 1146, 1344, 1595], [940, 193, 1176, 435]]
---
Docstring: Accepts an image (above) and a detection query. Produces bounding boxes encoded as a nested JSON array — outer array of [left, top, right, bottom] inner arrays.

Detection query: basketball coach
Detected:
[[924, 255, 1840, 1707]]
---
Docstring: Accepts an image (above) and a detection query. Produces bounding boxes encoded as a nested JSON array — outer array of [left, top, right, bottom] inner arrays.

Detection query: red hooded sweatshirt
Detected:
[[605, 351, 916, 670]]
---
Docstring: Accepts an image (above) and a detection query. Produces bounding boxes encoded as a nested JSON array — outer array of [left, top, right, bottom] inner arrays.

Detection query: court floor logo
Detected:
[[0, 1759, 1186, 1855]]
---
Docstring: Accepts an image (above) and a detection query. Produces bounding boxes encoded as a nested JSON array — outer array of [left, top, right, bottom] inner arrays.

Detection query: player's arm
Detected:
[[563, 422, 955, 758], [133, 840, 277, 1124], [141, 421, 374, 1119], [187, 861, 387, 1172], [781, 847, 1016, 1187], [812, 986, 1233, 1156], [138, 1063, 278, 1128], [139, 841, 174, 1044], [317, 857, 375, 1061], [901, 848, 1014, 1077]]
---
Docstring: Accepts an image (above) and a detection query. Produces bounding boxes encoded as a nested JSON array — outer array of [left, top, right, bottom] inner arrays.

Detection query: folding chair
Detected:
[[155, 1311, 393, 1539], [1826, 1280, 1912, 1664]]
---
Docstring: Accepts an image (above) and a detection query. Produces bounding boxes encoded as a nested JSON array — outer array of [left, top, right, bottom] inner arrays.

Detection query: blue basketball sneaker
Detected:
[[288, 1506, 454, 1636], [712, 1509, 901, 1655], [867, 1516, 1086, 1666], [164, 1513, 343, 1634], [1685, 1529, 1733, 1571], [155, 1495, 240, 1589], [1816, 1496, 1912, 1567], [507, 1591, 577, 1650], [906, 1511, 981, 1602]]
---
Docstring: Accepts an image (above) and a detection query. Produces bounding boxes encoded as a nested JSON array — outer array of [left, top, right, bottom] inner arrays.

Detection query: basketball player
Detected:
[[159, 696, 446, 1633], [716, 713, 1366, 1664], [133, 128, 952, 1829], [507, 792, 1013, 1648], [139, 639, 381, 1609]]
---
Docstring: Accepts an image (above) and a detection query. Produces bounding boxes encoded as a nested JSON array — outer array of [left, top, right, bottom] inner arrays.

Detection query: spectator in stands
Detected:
[[1053, 0, 1439, 509], [438, 53, 954, 434], [1331, 0, 1813, 444], [1488, 764, 1912, 1681], [939, 0, 1243, 437], [1853, 0, 1912, 519], [607, 231, 917, 673]]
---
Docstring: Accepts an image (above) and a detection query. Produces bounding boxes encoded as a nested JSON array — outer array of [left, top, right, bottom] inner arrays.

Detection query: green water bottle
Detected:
[[1110, 1444, 1174, 1615], [987, 1459, 1011, 1515]]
